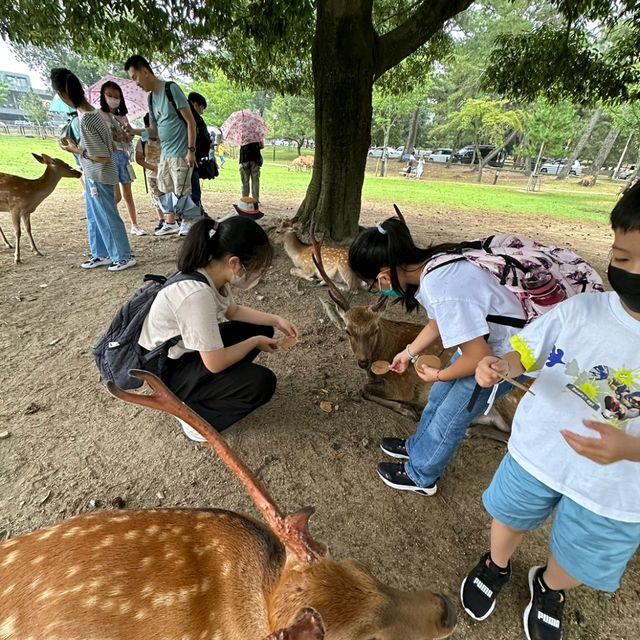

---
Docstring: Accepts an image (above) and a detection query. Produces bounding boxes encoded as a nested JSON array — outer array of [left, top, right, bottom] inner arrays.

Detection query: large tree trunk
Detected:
[[587, 125, 619, 184], [294, 0, 474, 241], [557, 107, 602, 180], [402, 107, 420, 161], [294, 1, 375, 241]]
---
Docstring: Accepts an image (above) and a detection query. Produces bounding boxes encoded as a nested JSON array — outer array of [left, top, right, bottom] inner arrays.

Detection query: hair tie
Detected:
[[209, 220, 219, 238], [377, 224, 387, 235]]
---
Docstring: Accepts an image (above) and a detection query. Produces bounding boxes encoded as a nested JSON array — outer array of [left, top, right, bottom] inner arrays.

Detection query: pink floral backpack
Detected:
[[423, 234, 604, 328]]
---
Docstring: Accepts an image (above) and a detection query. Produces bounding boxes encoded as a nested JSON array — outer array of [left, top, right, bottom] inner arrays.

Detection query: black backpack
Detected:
[[93, 271, 210, 390], [149, 82, 217, 178]]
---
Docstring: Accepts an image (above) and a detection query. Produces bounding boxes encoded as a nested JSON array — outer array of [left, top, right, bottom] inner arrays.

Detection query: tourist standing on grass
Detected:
[[187, 91, 212, 216], [99, 80, 146, 236], [125, 55, 196, 238], [239, 141, 263, 204], [52, 68, 136, 272]]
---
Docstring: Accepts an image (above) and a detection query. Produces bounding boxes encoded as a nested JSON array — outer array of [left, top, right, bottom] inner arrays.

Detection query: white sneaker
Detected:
[[107, 257, 137, 272], [178, 222, 190, 236], [80, 256, 111, 269], [130, 224, 147, 236], [177, 419, 206, 442], [154, 222, 180, 236]]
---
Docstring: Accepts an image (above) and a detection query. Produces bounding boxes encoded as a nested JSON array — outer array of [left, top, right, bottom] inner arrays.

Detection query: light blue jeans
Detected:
[[84, 179, 131, 263], [405, 353, 521, 487]]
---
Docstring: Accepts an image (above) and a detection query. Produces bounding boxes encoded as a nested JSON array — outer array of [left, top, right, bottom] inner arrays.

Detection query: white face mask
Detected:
[[106, 97, 121, 110], [230, 265, 261, 290]]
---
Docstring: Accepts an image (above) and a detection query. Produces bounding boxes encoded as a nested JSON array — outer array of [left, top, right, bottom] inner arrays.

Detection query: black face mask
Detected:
[[608, 264, 640, 312]]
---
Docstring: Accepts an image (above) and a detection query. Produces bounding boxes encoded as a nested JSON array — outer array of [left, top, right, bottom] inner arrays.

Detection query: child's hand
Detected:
[[475, 356, 509, 387], [416, 366, 440, 383], [389, 350, 410, 373], [274, 316, 299, 338], [561, 420, 640, 464], [254, 336, 279, 353]]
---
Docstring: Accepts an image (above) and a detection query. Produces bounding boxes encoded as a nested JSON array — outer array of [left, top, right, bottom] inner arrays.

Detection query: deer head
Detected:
[[264, 609, 325, 640], [32, 152, 82, 179]]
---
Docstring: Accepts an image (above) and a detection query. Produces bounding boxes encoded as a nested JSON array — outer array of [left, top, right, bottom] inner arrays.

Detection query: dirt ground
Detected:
[[1, 187, 637, 640]]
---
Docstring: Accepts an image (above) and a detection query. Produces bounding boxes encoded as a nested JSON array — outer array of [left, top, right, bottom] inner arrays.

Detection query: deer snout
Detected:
[[439, 594, 457, 633], [357, 359, 370, 369]]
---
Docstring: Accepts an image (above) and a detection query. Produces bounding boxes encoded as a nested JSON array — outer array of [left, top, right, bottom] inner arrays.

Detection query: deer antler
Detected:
[[310, 227, 351, 312], [107, 370, 325, 564], [393, 203, 407, 225]]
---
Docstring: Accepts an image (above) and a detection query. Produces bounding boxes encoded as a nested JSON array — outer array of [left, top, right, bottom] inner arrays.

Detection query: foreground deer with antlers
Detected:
[[0, 153, 81, 263], [312, 235, 525, 437], [0, 370, 456, 640]]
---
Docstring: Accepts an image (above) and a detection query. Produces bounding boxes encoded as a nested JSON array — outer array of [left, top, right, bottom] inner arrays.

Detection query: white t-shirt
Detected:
[[415, 260, 525, 356], [509, 292, 640, 523], [138, 269, 234, 359]]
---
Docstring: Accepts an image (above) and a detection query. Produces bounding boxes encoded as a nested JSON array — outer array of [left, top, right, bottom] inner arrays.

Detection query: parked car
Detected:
[[451, 144, 505, 167], [539, 159, 582, 176], [13, 120, 32, 127], [427, 148, 453, 163], [367, 146, 401, 159], [619, 165, 637, 180]]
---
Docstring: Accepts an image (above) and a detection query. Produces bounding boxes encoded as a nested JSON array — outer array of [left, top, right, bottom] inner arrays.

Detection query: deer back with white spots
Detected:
[[0, 370, 456, 640]]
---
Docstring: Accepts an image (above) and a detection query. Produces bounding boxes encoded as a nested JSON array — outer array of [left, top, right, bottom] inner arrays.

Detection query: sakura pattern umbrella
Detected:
[[86, 74, 150, 119], [221, 111, 269, 145]]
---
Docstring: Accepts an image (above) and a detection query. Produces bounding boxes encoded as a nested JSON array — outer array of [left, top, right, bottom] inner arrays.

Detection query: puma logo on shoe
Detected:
[[472, 577, 493, 598], [537, 611, 560, 628]]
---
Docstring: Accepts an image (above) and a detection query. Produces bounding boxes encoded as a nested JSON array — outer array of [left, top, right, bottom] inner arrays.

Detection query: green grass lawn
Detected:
[[0, 135, 615, 224]]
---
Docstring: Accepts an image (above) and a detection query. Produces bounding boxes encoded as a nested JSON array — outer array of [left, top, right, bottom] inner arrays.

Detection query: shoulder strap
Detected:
[[164, 81, 186, 125]]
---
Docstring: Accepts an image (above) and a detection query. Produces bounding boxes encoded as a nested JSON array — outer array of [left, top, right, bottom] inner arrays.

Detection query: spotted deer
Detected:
[[0, 153, 81, 263], [0, 370, 456, 640], [312, 238, 526, 438], [272, 220, 360, 291]]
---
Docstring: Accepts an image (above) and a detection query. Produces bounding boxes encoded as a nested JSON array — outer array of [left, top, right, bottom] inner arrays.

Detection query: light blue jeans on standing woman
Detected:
[[84, 179, 132, 263], [405, 352, 523, 487]]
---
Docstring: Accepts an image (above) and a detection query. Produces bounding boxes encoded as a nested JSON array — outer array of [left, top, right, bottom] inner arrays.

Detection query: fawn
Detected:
[[0, 153, 81, 263], [272, 220, 360, 291], [0, 370, 456, 640]]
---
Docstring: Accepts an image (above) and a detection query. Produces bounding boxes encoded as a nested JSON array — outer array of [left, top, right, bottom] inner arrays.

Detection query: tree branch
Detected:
[[375, 0, 474, 78]]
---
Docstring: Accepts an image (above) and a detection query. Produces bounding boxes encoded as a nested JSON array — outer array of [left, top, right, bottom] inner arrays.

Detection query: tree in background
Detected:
[[269, 94, 315, 155], [18, 92, 49, 125], [437, 98, 523, 182], [189, 73, 255, 127]]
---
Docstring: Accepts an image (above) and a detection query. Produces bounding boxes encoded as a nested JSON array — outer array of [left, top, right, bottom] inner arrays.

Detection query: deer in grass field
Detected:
[[311, 231, 525, 439], [0, 370, 456, 640], [0, 153, 81, 263], [272, 220, 361, 292]]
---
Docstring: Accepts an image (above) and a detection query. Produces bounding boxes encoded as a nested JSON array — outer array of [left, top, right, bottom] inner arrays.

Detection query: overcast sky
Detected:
[[0, 39, 47, 90]]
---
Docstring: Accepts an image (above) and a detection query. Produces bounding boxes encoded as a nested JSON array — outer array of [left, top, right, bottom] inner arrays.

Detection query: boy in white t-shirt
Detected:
[[460, 184, 640, 640]]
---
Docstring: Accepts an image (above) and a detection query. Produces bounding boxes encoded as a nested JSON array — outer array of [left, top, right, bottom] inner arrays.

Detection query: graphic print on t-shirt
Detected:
[[546, 345, 640, 429]]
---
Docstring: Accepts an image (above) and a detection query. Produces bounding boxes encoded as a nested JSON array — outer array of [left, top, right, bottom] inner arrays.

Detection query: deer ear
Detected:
[[32, 153, 45, 164], [319, 298, 346, 331]]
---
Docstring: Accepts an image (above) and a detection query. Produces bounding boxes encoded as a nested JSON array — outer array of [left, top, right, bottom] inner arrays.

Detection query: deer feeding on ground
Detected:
[[288, 156, 314, 172], [0, 370, 457, 640], [312, 237, 527, 440], [0, 153, 81, 263], [272, 220, 361, 292]]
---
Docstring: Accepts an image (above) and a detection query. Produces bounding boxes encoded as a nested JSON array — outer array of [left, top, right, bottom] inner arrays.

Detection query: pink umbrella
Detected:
[[221, 111, 269, 146], [86, 74, 149, 119]]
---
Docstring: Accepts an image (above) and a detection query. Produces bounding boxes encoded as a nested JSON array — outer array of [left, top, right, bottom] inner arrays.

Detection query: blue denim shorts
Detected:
[[483, 453, 640, 591], [114, 150, 133, 184]]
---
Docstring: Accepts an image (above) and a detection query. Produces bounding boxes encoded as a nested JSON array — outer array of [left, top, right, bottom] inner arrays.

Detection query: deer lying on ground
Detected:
[[273, 220, 361, 291], [0, 153, 81, 263], [312, 237, 525, 438], [0, 370, 456, 640]]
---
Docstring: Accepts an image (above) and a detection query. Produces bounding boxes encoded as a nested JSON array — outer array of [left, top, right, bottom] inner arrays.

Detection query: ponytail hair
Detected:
[[177, 216, 273, 274], [348, 217, 463, 312]]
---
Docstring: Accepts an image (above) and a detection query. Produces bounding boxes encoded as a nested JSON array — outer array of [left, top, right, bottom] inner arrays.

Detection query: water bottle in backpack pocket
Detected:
[[519, 269, 568, 317]]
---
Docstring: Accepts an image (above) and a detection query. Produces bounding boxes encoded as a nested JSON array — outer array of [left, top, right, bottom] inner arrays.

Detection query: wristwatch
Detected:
[[187, 146, 196, 152]]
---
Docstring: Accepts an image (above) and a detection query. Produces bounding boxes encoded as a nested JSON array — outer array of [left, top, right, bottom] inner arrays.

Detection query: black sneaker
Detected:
[[460, 552, 511, 621], [377, 462, 437, 496], [154, 220, 165, 232], [523, 566, 564, 640], [380, 437, 408, 460]]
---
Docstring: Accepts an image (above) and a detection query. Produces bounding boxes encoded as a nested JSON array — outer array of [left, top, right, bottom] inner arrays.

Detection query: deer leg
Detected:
[[362, 389, 420, 420], [290, 267, 316, 281], [23, 214, 43, 256], [0, 224, 12, 249], [12, 212, 21, 263], [467, 424, 510, 444]]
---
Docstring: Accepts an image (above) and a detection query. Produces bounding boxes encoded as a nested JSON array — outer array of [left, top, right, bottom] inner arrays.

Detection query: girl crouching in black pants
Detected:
[[139, 215, 298, 440]]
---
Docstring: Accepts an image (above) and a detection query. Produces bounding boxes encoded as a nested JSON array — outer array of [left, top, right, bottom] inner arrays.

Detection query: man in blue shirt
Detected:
[[125, 55, 197, 236]]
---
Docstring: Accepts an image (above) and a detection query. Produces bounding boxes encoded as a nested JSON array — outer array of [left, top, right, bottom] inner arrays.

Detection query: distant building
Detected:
[[0, 70, 52, 123]]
